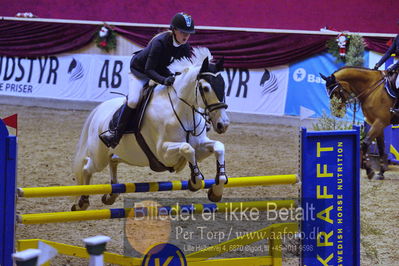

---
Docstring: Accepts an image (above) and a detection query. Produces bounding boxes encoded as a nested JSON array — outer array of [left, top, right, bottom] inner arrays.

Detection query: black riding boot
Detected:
[[99, 103, 135, 148]]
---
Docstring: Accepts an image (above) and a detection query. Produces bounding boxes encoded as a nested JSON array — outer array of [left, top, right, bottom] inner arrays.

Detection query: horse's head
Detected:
[[197, 57, 229, 133], [320, 72, 349, 118]]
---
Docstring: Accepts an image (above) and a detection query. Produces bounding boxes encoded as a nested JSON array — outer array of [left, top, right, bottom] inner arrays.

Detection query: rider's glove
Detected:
[[164, 76, 175, 86]]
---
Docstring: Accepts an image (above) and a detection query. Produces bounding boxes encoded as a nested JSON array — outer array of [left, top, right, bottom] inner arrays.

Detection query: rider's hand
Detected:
[[164, 76, 175, 86], [373, 64, 380, 70]]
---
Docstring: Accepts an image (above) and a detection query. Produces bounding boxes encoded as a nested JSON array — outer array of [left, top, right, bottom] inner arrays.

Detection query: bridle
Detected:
[[327, 80, 356, 104], [167, 71, 228, 141], [198, 72, 228, 113]]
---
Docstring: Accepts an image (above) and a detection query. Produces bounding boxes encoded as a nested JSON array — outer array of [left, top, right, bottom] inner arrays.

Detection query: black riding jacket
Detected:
[[130, 31, 191, 84], [376, 34, 399, 67]]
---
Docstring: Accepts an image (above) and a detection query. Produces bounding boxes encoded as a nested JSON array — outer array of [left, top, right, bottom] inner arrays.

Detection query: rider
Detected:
[[373, 23, 399, 88], [100, 12, 195, 148]]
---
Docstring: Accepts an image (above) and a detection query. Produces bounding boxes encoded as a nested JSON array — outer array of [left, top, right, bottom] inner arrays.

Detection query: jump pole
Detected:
[[17, 174, 297, 198], [17, 200, 296, 224]]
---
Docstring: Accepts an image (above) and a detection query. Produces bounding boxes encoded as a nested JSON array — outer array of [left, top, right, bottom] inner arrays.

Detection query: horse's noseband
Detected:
[[327, 80, 347, 99], [326, 82, 340, 98]]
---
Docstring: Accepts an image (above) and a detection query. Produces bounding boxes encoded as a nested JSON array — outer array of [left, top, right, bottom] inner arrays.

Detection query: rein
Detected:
[[167, 86, 207, 142], [167, 72, 227, 142], [355, 74, 387, 100]]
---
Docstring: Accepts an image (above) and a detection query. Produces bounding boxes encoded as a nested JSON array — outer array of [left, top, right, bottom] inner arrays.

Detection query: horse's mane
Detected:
[[333, 66, 378, 74], [168, 47, 213, 74]]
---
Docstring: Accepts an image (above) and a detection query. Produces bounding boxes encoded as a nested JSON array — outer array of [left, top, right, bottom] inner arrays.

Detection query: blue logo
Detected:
[[142, 243, 187, 266], [67, 58, 84, 82], [260, 69, 278, 94], [292, 68, 306, 82]]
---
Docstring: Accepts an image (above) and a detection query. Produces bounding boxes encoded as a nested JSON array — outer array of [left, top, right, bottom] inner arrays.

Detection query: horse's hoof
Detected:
[[72, 197, 90, 211], [101, 194, 118, 205], [188, 179, 202, 192], [367, 170, 375, 180], [373, 174, 385, 180], [207, 187, 222, 202], [71, 202, 89, 211]]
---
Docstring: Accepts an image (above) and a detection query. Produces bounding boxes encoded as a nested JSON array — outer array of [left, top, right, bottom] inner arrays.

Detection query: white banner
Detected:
[[223, 66, 288, 115], [0, 54, 288, 115], [0, 54, 131, 101]]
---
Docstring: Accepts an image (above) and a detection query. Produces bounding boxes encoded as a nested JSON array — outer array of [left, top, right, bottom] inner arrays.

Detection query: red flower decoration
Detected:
[[99, 40, 107, 47]]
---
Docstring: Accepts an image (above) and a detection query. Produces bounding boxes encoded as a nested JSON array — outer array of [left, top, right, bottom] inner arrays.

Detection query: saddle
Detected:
[[385, 71, 399, 98], [108, 83, 174, 173], [109, 83, 153, 134]]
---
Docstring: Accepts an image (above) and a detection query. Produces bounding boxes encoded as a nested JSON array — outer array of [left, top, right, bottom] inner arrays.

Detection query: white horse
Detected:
[[72, 48, 230, 211]]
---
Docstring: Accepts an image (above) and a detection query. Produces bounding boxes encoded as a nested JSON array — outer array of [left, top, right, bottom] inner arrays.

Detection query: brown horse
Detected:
[[320, 66, 398, 180]]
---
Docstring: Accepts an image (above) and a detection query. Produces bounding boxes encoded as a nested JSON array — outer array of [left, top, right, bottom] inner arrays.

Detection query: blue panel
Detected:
[[0, 119, 7, 266], [111, 183, 127, 194], [0, 119, 17, 266], [388, 125, 399, 163], [4, 136, 16, 266], [301, 127, 360, 266]]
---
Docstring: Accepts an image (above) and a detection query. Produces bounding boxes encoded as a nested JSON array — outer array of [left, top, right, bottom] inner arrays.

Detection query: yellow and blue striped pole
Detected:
[[17, 200, 296, 224], [17, 175, 297, 198]]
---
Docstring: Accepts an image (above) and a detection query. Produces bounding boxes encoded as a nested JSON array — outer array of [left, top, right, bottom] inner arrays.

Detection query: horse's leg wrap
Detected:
[[207, 161, 228, 203], [215, 161, 228, 185], [188, 163, 204, 192], [189, 163, 204, 183]]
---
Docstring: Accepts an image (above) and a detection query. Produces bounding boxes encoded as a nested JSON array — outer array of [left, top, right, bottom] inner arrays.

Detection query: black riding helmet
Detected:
[[170, 12, 195, 34]]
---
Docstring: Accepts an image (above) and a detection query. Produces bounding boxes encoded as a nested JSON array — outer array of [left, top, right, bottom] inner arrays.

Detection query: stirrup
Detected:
[[99, 130, 119, 148], [390, 108, 399, 115]]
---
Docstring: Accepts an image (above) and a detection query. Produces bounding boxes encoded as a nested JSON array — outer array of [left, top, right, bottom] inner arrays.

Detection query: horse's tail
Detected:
[[72, 107, 97, 185]]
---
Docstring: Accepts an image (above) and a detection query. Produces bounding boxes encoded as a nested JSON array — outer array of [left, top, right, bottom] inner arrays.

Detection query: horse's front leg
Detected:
[[362, 121, 385, 179], [195, 139, 228, 202], [162, 141, 204, 191], [375, 134, 388, 180]]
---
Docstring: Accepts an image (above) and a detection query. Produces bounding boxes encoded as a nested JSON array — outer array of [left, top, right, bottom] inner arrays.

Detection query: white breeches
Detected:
[[127, 74, 148, 108]]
